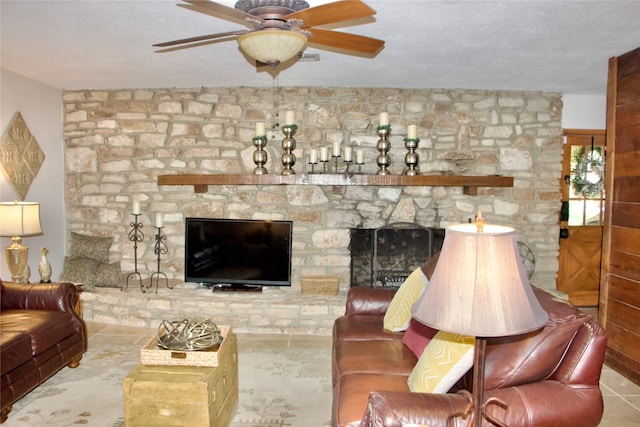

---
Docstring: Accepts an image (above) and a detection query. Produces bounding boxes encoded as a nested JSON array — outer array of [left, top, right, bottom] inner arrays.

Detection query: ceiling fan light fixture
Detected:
[[238, 29, 307, 67]]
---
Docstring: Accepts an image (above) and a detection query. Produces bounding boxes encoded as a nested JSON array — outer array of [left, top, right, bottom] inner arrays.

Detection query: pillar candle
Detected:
[[379, 112, 389, 126], [407, 124, 417, 139], [356, 149, 365, 164], [333, 142, 341, 157], [155, 213, 164, 228], [320, 146, 329, 162], [343, 146, 352, 162], [309, 149, 318, 164], [285, 111, 295, 126], [132, 199, 141, 215], [256, 122, 265, 136]]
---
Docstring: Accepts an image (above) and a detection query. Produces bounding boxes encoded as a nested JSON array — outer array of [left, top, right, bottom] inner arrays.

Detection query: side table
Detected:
[[123, 328, 238, 427]]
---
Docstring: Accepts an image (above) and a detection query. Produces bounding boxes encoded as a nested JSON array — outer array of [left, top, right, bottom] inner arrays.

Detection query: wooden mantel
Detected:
[[157, 174, 514, 195]]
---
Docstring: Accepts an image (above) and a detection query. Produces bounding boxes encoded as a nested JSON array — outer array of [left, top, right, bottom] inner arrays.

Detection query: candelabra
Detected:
[[404, 137, 420, 176], [308, 158, 318, 174], [123, 213, 144, 292], [376, 125, 392, 175], [281, 125, 297, 175], [252, 135, 268, 175], [148, 226, 172, 294]]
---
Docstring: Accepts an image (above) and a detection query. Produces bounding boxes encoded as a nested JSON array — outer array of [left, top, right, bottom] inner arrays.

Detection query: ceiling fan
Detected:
[[154, 0, 384, 68]]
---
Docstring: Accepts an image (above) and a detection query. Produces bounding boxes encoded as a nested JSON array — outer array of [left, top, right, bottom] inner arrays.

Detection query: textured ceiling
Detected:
[[1, 0, 639, 94]]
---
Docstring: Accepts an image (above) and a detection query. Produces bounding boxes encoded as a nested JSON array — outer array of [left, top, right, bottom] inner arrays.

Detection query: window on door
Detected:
[[563, 133, 606, 226]]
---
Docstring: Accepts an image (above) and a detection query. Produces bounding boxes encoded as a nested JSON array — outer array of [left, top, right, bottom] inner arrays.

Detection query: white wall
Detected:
[[562, 94, 607, 129], [1, 69, 65, 282]]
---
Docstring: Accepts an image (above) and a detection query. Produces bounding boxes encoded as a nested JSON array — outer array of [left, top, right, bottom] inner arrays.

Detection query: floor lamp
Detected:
[[0, 201, 42, 283], [412, 218, 548, 426]]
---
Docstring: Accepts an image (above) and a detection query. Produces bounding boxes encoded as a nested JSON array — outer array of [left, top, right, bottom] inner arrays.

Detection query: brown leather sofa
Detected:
[[333, 281, 608, 426], [0, 280, 88, 423]]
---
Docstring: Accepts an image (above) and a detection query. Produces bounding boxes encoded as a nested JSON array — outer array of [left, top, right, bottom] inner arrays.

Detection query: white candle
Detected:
[[309, 149, 318, 164], [407, 124, 417, 139], [343, 146, 352, 162], [155, 213, 164, 228], [320, 146, 329, 162], [379, 112, 389, 126], [256, 122, 265, 136], [132, 199, 141, 215], [356, 149, 365, 165], [285, 111, 295, 126], [333, 142, 341, 157]]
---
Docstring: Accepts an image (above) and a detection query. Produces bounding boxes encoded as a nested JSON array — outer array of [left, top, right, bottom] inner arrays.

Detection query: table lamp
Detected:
[[0, 201, 43, 283], [412, 215, 548, 426]]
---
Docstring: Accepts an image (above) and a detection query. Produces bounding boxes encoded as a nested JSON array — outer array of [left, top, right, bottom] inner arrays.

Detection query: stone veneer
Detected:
[[63, 87, 563, 332]]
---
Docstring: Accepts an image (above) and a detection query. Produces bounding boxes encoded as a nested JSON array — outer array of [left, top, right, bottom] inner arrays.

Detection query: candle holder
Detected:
[[123, 213, 144, 292], [404, 137, 420, 176], [308, 159, 317, 174], [252, 135, 268, 175], [281, 125, 297, 175], [320, 158, 329, 173], [148, 226, 172, 294], [332, 153, 341, 173], [376, 125, 392, 175], [344, 159, 353, 174]]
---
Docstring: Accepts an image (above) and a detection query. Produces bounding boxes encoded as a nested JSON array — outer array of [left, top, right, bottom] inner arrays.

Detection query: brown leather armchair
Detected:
[[332, 285, 607, 427]]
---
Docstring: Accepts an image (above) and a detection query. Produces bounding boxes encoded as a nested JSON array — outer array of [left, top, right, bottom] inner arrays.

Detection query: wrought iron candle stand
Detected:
[[344, 158, 353, 174], [148, 226, 172, 294], [404, 137, 420, 176], [281, 124, 297, 175], [252, 135, 268, 175], [376, 125, 392, 175], [123, 213, 144, 292], [320, 157, 329, 173], [308, 159, 317, 174]]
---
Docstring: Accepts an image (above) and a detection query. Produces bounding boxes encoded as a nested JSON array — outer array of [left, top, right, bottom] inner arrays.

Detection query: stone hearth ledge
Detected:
[[80, 283, 346, 335]]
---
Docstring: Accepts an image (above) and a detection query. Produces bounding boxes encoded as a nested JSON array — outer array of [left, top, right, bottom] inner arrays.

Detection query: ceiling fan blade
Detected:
[[286, 0, 376, 28], [154, 35, 241, 53], [180, 0, 263, 24], [306, 28, 384, 55], [154, 30, 246, 48]]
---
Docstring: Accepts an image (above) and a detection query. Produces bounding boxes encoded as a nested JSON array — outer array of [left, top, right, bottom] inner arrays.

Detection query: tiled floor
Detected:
[[81, 321, 640, 426]]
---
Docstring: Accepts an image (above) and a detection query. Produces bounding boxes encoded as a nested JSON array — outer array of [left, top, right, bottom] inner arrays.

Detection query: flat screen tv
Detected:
[[185, 217, 293, 289]]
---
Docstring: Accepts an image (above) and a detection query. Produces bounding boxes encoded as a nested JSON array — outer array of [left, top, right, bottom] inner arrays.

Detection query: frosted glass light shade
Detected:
[[238, 30, 307, 67], [412, 224, 548, 337]]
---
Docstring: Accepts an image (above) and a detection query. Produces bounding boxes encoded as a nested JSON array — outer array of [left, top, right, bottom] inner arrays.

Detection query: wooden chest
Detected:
[[123, 330, 238, 427]]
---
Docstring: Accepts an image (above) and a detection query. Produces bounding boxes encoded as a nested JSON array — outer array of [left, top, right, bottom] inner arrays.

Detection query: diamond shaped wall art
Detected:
[[0, 112, 45, 200]]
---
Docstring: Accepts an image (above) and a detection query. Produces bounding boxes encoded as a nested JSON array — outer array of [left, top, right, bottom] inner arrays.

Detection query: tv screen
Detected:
[[185, 218, 293, 288]]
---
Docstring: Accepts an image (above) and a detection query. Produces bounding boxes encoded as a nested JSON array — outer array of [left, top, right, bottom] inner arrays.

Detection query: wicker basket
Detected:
[[301, 275, 340, 295], [140, 325, 232, 367]]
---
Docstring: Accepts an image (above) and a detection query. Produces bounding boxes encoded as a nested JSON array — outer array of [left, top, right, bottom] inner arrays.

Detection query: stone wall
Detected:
[[63, 87, 563, 297]]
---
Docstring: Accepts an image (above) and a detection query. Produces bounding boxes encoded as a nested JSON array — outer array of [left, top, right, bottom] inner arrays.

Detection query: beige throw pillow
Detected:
[[383, 267, 429, 332]]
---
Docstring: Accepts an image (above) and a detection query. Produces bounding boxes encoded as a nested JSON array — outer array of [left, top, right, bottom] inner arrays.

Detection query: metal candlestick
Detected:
[[252, 135, 268, 175], [308, 160, 317, 174], [281, 125, 297, 175], [333, 154, 341, 173], [148, 226, 171, 294], [404, 137, 420, 176], [344, 159, 353, 174], [124, 213, 144, 292], [376, 126, 392, 175], [320, 158, 329, 173]]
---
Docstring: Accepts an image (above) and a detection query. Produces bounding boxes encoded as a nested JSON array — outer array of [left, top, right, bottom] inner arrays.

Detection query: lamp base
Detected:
[[5, 238, 29, 284]]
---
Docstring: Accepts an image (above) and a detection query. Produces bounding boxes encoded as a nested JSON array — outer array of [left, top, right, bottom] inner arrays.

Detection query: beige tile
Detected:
[[289, 334, 333, 350], [600, 367, 640, 396], [236, 333, 290, 351], [600, 395, 640, 426]]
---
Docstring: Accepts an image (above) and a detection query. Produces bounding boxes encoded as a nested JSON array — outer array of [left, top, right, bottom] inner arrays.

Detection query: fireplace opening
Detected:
[[349, 223, 445, 288]]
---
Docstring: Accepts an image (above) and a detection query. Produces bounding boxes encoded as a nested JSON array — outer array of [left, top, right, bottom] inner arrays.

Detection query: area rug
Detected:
[[5, 333, 332, 427]]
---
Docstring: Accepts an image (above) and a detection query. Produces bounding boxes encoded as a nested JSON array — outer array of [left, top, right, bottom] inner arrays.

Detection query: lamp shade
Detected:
[[0, 201, 43, 237], [412, 224, 548, 337], [238, 29, 307, 67]]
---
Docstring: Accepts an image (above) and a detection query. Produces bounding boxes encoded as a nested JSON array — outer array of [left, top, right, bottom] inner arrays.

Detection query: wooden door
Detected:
[[558, 130, 606, 306], [601, 46, 640, 384]]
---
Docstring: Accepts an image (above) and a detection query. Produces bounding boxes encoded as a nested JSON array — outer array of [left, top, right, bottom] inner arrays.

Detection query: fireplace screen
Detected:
[[349, 223, 444, 288]]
